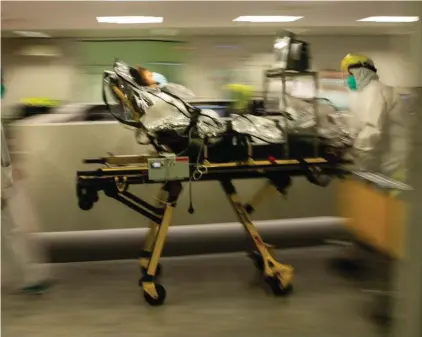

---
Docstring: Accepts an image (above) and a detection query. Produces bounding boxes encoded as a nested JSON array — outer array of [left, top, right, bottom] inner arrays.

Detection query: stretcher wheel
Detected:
[[91, 192, 99, 203], [248, 251, 264, 271], [264, 276, 293, 296], [143, 284, 166, 306], [78, 199, 93, 211]]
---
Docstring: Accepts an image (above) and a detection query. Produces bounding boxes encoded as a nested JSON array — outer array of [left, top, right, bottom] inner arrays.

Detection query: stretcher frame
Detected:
[[76, 63, 353, 305], [78, 59, 413, 306], [77, 154, 349, 306], [263, 69, 320, 158]]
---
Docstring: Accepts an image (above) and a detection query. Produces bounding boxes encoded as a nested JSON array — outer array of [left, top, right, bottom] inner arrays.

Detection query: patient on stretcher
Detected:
[[103, 60, 353, 160]]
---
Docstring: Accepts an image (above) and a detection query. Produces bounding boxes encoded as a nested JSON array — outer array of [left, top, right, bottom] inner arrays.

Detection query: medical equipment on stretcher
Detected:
[[75, 54, 358, 306], [272, 30, 310, 72]]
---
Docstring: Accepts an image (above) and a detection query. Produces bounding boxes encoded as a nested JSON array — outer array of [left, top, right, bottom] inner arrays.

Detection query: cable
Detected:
[[188, 180, 194, 214], [187, 137, 207, 214]]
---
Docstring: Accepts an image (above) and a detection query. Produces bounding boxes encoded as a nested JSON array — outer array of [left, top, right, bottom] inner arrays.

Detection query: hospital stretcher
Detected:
[[76, 59, 355, 306], [77, 139, 350, 306]]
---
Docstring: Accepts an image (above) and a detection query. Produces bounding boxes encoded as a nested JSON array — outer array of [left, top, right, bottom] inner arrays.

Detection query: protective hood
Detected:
[[350, 67, 379, 91]]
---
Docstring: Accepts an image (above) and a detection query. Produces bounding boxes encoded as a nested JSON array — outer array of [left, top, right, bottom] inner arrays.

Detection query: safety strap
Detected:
[[102, 72, 164, 153], [347, 63, 377, 74], [102, 72, 143, 129]]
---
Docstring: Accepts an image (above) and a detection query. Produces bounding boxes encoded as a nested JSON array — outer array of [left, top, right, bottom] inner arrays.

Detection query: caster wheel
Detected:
[[248, 251, 264, 271], [78, 199, 93, 211], [143, 284, 166, 306], [141, 263, 162, 277], [330, 257, 366, 274], [265, 276, 293, 296], [91, 192, 99, 203]]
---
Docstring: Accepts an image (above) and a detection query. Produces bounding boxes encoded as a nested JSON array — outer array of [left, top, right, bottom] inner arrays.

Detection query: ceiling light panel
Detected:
[[97, 16, 163, 24], [233, 16, 303, 23], [357, 16, 419, 23]]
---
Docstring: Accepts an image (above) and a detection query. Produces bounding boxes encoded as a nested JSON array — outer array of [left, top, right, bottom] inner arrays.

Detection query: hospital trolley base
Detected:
[[76, 154, 348, 306]]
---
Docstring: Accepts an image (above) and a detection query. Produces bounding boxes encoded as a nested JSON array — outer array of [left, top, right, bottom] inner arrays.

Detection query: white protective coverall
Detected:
[[1, 122, 49, 290], [348, 68, 412, 181]]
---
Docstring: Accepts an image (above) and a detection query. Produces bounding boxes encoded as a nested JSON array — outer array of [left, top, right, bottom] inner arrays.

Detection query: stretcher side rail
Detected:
[[77, 157, 350, 188], [76, 156, 350, 212]]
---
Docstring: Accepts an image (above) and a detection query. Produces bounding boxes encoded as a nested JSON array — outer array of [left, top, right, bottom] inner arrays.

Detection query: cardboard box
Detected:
[[338, 179, 407, 259]]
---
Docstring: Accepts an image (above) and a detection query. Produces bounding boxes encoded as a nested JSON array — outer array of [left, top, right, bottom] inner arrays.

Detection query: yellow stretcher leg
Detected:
[[220, 179, 294, 295], [140, 181, 182, 306], [139, 188, 168, 272], [243, 182, 279, 256], [244, 182, 279, 213]]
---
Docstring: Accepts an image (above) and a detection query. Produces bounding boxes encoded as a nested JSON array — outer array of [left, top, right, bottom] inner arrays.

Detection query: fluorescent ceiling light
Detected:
[[357, 16, 419, 23], [96, 16, 163, 24], [233, 16, 303, 23], [13, 31, 51, 38]]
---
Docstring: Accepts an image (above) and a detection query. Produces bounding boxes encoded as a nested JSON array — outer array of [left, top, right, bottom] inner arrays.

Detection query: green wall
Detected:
[[75, 40, 189, 101]]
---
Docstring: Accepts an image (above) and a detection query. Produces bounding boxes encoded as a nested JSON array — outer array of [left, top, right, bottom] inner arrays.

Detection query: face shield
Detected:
[[340, 54, 377, 91], [341, 59, 359, 91], [344, 71, 357, 91]]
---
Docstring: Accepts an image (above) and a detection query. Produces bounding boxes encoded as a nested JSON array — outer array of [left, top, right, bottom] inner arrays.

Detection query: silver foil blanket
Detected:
[[105, 60, 352, 148], [231, 114, 284, 143], [281, 94, 353, 147]]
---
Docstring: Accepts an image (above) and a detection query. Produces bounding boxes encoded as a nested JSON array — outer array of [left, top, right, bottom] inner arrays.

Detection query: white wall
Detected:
[[1, 39, 79, 117], [1, 34, 414, 112], [184, 35, 413, 98]]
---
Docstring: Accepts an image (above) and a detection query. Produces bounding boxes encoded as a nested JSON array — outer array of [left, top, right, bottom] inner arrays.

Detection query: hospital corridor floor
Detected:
[[2, 246, 385, 337]]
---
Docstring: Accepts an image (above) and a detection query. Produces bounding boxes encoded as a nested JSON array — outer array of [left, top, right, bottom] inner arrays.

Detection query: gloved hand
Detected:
[[351, 148, 379, 173]]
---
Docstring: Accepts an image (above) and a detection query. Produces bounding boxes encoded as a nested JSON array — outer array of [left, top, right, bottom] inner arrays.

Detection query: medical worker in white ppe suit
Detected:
[[341, 53, 412, 183], [1, 76, 51, 294], [339, 54, 413, 324]]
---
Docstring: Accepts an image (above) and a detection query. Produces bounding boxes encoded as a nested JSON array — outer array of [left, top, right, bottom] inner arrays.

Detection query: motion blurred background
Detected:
[[1, 2, 421, 337], [1, 1, 419, 110], [1, 1, 420, 232]]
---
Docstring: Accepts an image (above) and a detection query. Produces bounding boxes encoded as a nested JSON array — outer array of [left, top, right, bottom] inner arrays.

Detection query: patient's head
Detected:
[[129, 66, 157, 87], [136, 66, 157, 87]]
